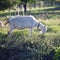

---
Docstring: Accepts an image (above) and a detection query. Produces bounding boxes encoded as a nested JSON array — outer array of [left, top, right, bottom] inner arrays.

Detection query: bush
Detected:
[[54, 48, 60, 60]]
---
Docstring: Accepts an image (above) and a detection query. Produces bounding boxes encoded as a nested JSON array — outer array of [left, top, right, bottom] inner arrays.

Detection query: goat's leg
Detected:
[[8, 28, 14, 36], [29, 28, 32, 38]]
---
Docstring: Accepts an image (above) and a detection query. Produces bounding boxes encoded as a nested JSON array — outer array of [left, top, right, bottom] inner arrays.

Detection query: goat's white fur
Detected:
[[5, 15, 47, 37]]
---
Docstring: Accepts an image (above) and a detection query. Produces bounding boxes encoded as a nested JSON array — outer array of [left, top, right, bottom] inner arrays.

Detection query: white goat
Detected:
[[5, 15, 47, 37]]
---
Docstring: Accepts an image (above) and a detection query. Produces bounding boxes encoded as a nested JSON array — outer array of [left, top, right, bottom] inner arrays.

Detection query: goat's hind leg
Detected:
[[8, 28, 14, 37]]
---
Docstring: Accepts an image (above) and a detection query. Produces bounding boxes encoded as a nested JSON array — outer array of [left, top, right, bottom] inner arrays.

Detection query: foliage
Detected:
[[20, 0, 29, 3], [0, 0, 22, 10], [0, 0, 14, 10], [54, 48, 60, 60]]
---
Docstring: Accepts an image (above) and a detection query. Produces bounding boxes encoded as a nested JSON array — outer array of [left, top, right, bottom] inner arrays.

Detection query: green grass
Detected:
[[0, 19, 60, 60], [0, 7, 60, 59], [0, 19, 60, 47], [0, 6, 60, 19]]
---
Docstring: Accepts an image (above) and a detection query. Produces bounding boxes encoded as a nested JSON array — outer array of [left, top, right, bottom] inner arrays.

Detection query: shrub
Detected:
[[54, 47, 60, 60]]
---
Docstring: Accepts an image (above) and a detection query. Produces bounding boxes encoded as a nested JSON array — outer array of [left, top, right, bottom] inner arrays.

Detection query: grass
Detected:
[[0, 19, 60, 60], [0, 7, 60, 59], [0, 19, 60, 46], [0, 6, 60, 19]]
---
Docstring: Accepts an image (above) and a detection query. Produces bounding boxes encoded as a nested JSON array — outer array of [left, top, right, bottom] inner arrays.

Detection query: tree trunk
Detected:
[[23, 3, 27, 12]]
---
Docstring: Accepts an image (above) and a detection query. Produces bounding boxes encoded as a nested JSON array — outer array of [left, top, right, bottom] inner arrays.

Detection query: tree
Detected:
[[20, 0, 30, 12], [29, 0, 37, 8], [0, 0, 15, 10], [0, 0, 17, 10]]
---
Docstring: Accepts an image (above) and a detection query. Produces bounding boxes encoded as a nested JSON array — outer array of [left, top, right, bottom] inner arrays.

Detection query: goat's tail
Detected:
[[5, 20, 9, 25]]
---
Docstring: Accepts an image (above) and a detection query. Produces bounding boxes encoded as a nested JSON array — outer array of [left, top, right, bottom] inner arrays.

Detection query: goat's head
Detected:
[[37, 23, 47, 34]]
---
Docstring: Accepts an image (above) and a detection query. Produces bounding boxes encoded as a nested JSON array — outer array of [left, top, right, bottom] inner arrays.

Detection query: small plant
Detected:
[[54, 47, 60, 60]]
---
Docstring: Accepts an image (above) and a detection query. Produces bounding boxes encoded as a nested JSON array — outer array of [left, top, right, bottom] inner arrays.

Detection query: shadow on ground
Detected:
[[0, 42, 55, 60], [0, 32, 56, 60]]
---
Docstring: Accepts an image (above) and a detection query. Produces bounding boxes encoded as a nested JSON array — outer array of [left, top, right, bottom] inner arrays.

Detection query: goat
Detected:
[[5, 15, 47, 37]]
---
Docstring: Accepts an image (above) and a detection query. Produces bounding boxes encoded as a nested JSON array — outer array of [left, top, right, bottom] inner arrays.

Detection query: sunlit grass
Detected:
[[40, 19, 60, 26]]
